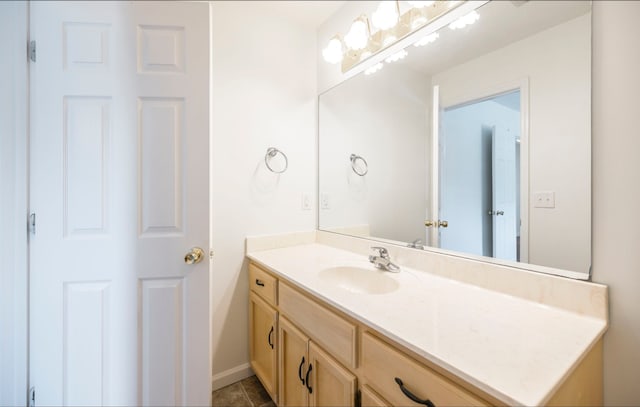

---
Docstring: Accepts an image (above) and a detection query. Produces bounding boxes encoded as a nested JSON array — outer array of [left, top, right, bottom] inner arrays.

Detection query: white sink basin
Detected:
[[318, 266, 399, 295]]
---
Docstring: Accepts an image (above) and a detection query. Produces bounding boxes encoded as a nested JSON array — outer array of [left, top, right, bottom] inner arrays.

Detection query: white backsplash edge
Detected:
[[245, 230, 317, 253]]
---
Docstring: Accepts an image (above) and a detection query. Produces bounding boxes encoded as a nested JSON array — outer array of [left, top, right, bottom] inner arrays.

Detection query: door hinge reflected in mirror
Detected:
[[28, 40, 36, 62], [29, 213, 36, 235]]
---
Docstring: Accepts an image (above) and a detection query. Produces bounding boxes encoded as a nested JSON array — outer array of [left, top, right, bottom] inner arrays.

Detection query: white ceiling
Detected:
[[245, 1, 346, 27]]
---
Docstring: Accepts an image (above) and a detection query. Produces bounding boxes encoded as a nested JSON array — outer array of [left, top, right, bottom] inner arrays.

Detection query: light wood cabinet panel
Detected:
[[362, 332, 489, 407], [279, 282, 357, 369], [249, 263, 278, 305], [361, 385, 391, 407], [249, 291, 277, 402], [278, 317, 309, 407], [308, 341, 357, 407]]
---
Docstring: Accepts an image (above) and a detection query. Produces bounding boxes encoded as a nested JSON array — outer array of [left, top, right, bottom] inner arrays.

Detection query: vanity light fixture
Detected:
[[322, 35, 344, 64], [371, 1, 400, 31], [344, 15, 371, 51], [322, 0, 467, 72], [407, 1, 435, 8], [449, 10, 480, 30]]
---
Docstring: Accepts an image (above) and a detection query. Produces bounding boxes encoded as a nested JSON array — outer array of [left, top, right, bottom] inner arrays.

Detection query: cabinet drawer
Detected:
[[279, 282, 357, 369], [249, 263, 277, 305], [362, 332, 489, 407]]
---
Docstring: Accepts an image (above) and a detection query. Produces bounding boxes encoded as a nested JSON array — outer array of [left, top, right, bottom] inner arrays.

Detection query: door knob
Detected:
[[184, 247, 205, 264], [425, 220, 434, 227], [438, 220, 448, 228], [425, 220, 448, 228], [496, 210, 504, 216]]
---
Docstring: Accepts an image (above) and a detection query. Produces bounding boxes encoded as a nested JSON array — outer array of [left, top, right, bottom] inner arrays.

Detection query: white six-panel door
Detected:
[[29, 2, 210, 405]]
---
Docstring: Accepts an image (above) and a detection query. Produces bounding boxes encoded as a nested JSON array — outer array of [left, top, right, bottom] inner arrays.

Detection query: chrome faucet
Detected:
[[369, 247, 400, 272], [407, 238, 424, 249]]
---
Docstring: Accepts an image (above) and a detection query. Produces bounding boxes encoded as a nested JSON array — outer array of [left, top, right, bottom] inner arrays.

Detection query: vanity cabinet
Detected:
[[279, 316, 356, 407], [248, 261, 602, 406], [249, 263, 279, 402]]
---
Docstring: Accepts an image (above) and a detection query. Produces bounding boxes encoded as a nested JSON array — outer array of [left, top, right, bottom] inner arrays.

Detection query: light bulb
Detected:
[[372, 1, 399, 31], [322, 37, 344, 64], [360, 50, 372, 62], [407, 1, 434, 8], [344, 18, 369, 50], [384, 49, 408, 63], [382, 33, 397, 47], [449, 10, 480, 30], [364, 62, 384, 75], [411, 15, 428, 30], [413, 32, 439, 47]]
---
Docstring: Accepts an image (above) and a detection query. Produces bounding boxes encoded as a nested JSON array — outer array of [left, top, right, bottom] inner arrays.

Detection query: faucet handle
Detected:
[[371, 246, 389, 258]]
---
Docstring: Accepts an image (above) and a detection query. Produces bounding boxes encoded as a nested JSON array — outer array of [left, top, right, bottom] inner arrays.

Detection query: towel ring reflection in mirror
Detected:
[[265, 147, 288, 173], [350, 154, 368, 176]]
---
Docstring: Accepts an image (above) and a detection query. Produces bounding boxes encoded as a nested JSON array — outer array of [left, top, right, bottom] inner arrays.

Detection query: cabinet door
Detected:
[[361, 385, 391, 407], [278, 317, 309, 407], [308, 341, 357, 407], [249, 292, 277, 401]]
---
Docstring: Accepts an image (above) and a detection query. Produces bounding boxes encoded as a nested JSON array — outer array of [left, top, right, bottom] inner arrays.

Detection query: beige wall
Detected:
[[592, 2, 640, 405], [210, 2, 317, 389]]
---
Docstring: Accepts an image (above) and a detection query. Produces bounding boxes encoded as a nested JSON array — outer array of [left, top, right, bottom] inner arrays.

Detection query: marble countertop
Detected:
[[247, 243, 607, 406]]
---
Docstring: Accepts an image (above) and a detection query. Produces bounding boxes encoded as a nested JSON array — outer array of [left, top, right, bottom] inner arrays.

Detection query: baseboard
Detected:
[[211, 363, 254, 391]]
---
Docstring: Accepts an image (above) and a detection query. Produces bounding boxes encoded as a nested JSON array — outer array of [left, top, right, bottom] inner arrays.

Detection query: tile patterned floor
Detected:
[[212, 375, 275, 407]]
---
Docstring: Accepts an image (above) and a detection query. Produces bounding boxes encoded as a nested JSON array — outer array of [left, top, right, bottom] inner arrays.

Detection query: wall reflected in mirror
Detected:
[[318, 0, 591, 276]]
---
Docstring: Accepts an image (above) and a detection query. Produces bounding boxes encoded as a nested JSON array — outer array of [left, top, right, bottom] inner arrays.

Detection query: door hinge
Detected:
[[29, 213, 36, 235], [29, 387, 35, 407], [28, 40, 36, 62]]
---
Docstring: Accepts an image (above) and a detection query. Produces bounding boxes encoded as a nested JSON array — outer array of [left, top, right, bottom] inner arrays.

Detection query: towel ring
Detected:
[[350, 154, 368, 176], [265, 147, 288, 174]]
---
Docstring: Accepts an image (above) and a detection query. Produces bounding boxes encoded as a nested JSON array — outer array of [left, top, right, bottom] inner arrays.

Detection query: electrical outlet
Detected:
[[301, 194, 312, 210], [534, 191, 555, 208]]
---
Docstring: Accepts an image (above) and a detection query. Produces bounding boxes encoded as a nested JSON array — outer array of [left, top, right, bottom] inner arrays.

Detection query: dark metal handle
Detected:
[[298, 356, 306, 385], [305, 363, 313, 394], [268, 326, 274, 349], [394, 377, 435, 407], [256, 279, 265, 287]]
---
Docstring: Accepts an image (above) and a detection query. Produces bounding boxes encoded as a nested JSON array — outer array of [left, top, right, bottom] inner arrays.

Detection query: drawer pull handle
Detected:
[[394, 377, 435, 407], [305, 363, 313, 394], [255, 279, 265, 287], [298, 356, 306, 385], [268, 326, 274, 349]]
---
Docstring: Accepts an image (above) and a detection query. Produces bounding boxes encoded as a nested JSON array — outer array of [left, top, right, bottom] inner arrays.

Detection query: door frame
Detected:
[[432, 77, 530, 262], [0, 2, 29, 405]]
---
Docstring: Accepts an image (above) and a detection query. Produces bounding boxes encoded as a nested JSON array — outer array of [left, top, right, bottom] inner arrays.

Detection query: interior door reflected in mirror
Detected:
[[437, 89, 521, 263], [318, 0, 591, 277]]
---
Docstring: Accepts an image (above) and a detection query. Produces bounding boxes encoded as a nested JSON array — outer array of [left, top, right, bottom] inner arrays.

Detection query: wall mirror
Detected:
[[318, 0, 591, 278]]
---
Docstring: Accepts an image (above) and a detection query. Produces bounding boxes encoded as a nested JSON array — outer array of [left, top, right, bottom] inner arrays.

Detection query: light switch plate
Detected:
[[534, 191, 555, 208], [301, 194, 312, 210], [321, 194, 330, 209]]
